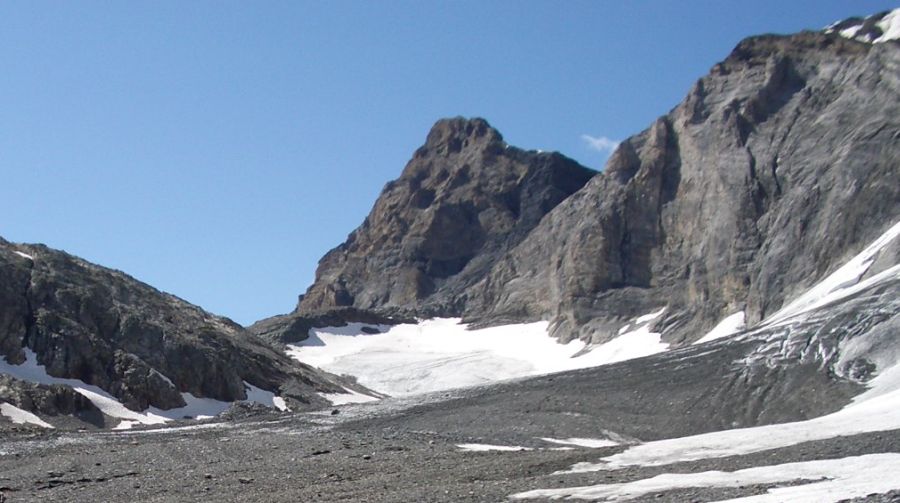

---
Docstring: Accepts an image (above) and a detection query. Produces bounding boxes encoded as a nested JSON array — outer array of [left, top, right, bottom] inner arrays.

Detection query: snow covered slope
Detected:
[[287, 313, 669, 400]]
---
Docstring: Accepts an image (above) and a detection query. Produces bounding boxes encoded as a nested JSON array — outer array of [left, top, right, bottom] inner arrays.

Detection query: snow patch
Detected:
[[243, 382, 289, 411], [457, 443, 532, 452], [114, 422, 227, 435], [13, 250, 34, 260], [319, 389, 380, 405], [875, 9, 900, 43], [826, 8, 900, 43], [288, 316, 669, 397], [694, 312, 745, 345], [557, 383, 900, 473], [539, 437, 618, 448], [512, 453, 900, 502], [0, 402, 54, 428], [635, 307, 665, 324], [839, 24, 864, 39], [763, 221, 900, 327]]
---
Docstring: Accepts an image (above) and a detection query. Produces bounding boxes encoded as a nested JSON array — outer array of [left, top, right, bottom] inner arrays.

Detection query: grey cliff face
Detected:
[[295, 117, 597, 319], [467, 33, 900, 344], [0, 241, 348, 426]]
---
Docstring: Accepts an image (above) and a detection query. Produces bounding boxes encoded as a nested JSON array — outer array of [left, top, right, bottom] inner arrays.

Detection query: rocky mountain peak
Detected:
[[419, 117, 504, 156], [291, 117, 596, 321]]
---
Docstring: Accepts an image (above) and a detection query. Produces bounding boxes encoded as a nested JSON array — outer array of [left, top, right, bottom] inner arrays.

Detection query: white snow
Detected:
[[0, 349, 288, 429], [516, 350, 900, 500], [243, 382, 289, 411], [875, 9, 900, 43], [319, 389, 380, 405], [457, 443, 532, 452], [694, 312, 746, 345], [113, 422, 227, 435], [634, 307, 665, 324], [839, 24, 864, 40], [12, 251, 34, 260], [287, 315, 669, 397], [561, 385, 900, 472], [150, 368, 174, 387], [762, 221, 900, 327], [539, 437, 619, 448], [573, 324, 669, 369], [827, 8, 900, 43], [512, 453, 900, 502], [272, 396, 288, 411], [0, 402, 54, 428]]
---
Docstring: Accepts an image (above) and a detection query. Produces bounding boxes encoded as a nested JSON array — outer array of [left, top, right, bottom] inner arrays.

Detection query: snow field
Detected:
[[0, 402, 53, 428], [289, 313, 669, 399]]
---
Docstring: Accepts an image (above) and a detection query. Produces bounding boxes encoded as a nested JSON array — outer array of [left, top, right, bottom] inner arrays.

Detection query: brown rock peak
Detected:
[[419, 117, 504, 157]]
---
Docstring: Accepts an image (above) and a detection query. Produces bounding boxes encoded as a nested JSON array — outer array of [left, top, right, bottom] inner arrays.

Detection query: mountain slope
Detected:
[[0, 240, 353, 429]]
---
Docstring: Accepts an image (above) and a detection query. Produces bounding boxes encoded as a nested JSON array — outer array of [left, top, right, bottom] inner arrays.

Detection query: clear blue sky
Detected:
[[1, 1, 895, 325]]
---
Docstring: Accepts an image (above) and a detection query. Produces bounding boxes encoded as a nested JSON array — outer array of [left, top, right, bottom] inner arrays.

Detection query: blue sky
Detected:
[[1, 1, 895, 325]]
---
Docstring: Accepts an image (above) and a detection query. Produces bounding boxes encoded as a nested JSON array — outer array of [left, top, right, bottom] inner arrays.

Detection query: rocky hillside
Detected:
[[0, 240, 351, 428], [269, 28, 899, 347]]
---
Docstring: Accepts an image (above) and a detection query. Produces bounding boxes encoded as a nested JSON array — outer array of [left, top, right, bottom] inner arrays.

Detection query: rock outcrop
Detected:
[[0, 240, 350, 425]]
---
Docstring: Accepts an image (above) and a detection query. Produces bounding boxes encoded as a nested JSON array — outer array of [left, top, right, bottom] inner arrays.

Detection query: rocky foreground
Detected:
[[0, 364, 898, 503]]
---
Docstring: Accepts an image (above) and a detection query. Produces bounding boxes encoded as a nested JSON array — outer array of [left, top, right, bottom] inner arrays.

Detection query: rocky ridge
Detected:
[[0, 241, 353, 428]]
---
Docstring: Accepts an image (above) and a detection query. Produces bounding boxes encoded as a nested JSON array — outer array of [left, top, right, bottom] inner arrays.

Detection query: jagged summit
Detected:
[[419, 117, 504, 154], [291, 117, 596, 320], [825, 8, 900, 43]]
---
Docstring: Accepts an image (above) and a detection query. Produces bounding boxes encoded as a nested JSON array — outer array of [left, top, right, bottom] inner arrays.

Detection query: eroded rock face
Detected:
[[0, 241, 348, 419], [297, 117, 596, 318], [469, 33, 900, 344]]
